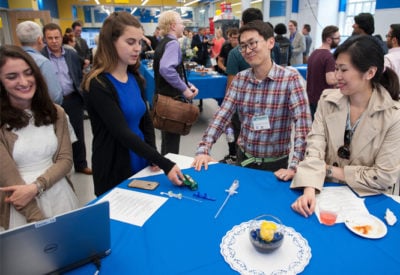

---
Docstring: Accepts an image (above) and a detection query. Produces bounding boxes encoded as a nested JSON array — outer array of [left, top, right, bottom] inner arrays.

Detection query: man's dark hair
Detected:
[[72, 21, 83, 30], [322, 25, 339, 42], [354, 13, 374, 35], [274, 23, 287, 35], [227, 27, 239, 37], [303, 24, 311, 32], [43, 23, 62, 36], [239, 20, 274, 42], [242, 8, 263, 25], [390, 24, 400, 43]]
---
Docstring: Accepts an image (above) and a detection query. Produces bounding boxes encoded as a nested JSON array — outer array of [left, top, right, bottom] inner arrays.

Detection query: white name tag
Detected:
[[252, 114, 270, 130]]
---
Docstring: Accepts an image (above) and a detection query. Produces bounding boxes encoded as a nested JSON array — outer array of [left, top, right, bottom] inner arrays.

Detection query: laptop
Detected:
[[0, 201, 111, 275]]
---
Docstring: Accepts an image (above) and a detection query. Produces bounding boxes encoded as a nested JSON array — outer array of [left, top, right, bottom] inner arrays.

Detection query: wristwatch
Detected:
[[35, 181, 45, 197], [326, 165, 333, 177]]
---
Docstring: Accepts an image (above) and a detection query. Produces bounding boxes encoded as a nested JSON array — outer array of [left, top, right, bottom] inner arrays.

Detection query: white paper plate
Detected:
[[345, 214, 387, 239], [220, 221, 312, 275]]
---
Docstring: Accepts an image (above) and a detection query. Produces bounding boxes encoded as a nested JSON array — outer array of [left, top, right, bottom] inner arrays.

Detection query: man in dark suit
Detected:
[[191, 27, 211, 111], [191, 27, 210, 67], [72, 21, 91, 68], [42, 23, 92, 175], [148, 26, 161, 50]]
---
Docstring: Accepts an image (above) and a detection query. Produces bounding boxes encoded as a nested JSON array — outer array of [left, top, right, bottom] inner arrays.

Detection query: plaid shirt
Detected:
[[196, 63, 312, 169]]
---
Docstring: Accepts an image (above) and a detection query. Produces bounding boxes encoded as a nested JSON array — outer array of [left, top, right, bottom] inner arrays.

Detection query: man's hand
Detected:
[[274, 168, 295, 181], [191, 154, 217, 171], [183, 85, 199, 100]]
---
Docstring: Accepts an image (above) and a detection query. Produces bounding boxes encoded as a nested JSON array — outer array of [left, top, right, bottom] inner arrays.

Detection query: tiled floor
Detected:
[[71, 99, 228, 206]]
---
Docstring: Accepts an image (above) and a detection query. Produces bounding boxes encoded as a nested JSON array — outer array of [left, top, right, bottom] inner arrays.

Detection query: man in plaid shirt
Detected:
[[192, 20, 312, 182]]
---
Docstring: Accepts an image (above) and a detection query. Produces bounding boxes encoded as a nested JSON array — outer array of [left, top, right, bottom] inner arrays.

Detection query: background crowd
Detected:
[[1, 8, 400, 231]]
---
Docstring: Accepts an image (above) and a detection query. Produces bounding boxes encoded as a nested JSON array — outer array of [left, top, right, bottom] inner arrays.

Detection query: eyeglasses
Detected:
[[337, 129, 352, 159], [331, 36, 341, 41], [238, 40, 259, 53]]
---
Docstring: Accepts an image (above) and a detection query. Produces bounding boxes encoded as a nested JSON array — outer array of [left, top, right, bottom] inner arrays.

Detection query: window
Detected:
[[343, 0, 376, 37]]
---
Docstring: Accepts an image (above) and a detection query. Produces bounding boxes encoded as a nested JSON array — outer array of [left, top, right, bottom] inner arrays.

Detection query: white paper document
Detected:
[[97, 188, 168, 227], [315, 186, 369, 223]]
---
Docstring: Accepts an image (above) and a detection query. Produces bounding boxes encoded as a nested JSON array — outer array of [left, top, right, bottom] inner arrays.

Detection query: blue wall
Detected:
[[38, 0, 59, 18], [338, 0, 346, 12], [270, 0, 286, 17], [0, 0, 8, 8], [376, 0, 400, 9], [291, 0, 299, 13]]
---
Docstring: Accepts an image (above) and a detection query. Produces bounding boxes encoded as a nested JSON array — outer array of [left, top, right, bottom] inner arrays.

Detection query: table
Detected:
[[140, 61, 227, 105], [68, 155, 400, 275], [291, 64, 307, 80]]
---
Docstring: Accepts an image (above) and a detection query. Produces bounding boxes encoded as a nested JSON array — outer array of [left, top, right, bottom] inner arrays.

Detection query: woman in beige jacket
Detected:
[[0, 45, 78, 230], [291, 35, 400, 218]]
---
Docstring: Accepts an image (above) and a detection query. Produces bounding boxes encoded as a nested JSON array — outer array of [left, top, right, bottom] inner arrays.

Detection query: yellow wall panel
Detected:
[[8, 0, 38, 10]]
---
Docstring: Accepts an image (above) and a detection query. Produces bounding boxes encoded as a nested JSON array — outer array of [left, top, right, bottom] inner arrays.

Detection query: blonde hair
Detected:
[[158, 10, 179, 36]]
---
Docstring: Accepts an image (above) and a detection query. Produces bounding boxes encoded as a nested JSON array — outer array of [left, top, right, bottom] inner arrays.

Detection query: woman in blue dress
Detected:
[[82, 12, 184, 196]]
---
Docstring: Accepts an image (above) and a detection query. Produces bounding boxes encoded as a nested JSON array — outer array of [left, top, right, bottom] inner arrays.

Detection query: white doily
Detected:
[[220, 221, 312, 275]]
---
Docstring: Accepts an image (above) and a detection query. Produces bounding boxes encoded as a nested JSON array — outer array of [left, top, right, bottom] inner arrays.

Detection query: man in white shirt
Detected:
[[385, 24, 400, 83]]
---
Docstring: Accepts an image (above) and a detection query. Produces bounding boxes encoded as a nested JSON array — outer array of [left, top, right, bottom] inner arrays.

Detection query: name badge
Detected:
[[252, 115, 270, 130]]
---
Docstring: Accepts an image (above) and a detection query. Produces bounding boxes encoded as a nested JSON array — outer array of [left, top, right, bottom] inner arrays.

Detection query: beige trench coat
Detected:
[[291, 87, 400, 196]]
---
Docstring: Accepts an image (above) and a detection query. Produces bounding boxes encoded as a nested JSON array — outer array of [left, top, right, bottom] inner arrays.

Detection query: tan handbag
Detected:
[[151, 94, 200, 136]]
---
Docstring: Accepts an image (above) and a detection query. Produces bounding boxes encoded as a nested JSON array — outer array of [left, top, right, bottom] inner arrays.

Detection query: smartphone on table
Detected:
[[128, 179, 159, 190]]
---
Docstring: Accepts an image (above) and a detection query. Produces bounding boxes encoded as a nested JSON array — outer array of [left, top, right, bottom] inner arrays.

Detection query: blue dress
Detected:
[[106, 73, 149, 174]]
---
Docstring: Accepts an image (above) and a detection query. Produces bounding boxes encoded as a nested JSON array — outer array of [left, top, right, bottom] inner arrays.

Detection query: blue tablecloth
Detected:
[[140, 62, 227, 105], [291, 64, 307, 80], [68, 164, 400, 274]]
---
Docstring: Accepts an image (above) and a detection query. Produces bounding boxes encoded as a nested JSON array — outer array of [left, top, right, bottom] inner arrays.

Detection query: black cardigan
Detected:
[[84, 73, 175, 196]]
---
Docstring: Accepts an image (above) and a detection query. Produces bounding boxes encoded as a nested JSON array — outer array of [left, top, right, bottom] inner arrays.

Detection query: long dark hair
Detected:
[[0, 45, 56, 130], [334, 35, 399, 100], [82, 11, 144, 91]]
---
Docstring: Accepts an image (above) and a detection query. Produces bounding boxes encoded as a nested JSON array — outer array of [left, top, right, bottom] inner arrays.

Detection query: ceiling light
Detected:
[[184, 0, 201, 7]]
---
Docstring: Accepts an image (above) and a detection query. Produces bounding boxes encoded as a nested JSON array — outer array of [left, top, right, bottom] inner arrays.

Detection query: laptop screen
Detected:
[[0, 201, 111, 275]]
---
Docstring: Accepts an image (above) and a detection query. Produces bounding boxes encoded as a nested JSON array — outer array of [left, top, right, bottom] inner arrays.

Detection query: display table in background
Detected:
[[291, 64, 307, 80], [140, 61, 227, 106], [68, 154, 400, 275]]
